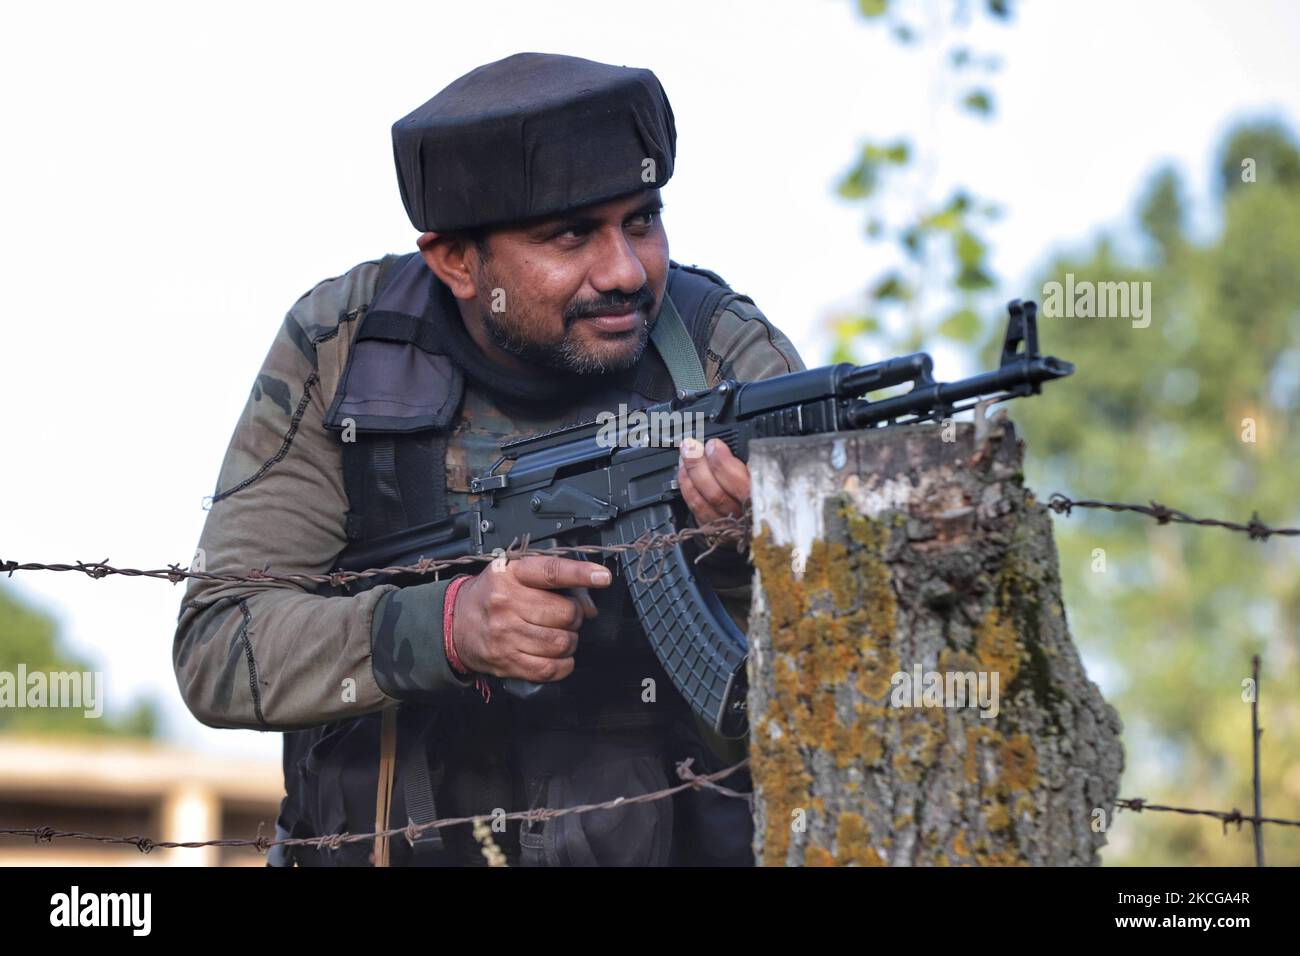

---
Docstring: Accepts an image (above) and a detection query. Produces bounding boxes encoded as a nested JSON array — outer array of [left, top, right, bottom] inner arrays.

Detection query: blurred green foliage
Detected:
[[0, 583, 160, 739], [834, 0, 1011, 360], [839, 0, 1300, 865], [1006, 124, 1300, 866]]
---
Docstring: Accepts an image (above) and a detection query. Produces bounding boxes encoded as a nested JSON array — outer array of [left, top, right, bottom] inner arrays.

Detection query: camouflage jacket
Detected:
[[172, 256, 805, 734]]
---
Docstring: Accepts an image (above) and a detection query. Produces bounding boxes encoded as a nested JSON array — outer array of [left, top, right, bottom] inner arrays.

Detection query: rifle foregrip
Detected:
[[612, 503, 750, 739]]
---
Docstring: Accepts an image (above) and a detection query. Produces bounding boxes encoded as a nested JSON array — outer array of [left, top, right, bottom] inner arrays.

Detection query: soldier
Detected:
[[173, 52, 804, 866]]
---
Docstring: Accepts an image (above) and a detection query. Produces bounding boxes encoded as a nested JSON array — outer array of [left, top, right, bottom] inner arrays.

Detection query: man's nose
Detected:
[[587, 227, 647, 296]]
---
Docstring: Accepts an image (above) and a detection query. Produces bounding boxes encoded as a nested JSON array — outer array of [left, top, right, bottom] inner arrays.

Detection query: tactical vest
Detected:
[[273, 253, 755, 866]]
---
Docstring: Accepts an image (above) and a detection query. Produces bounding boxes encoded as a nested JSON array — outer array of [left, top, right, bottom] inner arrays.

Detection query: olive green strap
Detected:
[[651, 293, 708, 392]]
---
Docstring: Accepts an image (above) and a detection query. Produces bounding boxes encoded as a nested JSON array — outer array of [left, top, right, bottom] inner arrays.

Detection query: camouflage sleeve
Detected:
[[702, 295, 806, 385], [173, 259, 475, 732], [692, 295, 808, 604]]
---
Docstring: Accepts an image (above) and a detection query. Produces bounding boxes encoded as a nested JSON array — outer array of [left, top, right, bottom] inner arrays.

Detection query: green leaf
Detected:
[[856, 0, 889, 18], [938, 308, 982, 342], [956, 263, 995, 290], [864, 140, 910, 164], [919, 192, 975, 233], [839, 141, 911, 201], [961, 89, 994, 117], [870, 273, 912, 302], [836, 157, 878, 199], [882, 142, 911, 164], [850, 315, 881, 336], [955, 229, 986, 267], [921, 207, 962, 232], [901, 227, 924, 259], [832, 314, 873, 336]]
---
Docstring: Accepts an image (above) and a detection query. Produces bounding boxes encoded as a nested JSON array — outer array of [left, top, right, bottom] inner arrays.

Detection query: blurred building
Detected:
[[0, 735, 282, 866]]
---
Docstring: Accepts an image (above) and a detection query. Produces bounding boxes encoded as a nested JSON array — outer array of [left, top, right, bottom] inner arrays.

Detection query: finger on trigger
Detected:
[[683, 449, 736, 516], [706, 439, 751, 500], [678, 463, 715, 524]]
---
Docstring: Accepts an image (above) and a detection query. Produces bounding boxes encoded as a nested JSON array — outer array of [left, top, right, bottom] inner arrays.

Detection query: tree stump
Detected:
[[746, 417, 1124, 866]]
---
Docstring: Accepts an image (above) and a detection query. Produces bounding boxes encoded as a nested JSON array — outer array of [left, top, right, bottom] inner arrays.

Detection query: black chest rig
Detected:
[[275, 253, 755, 866]]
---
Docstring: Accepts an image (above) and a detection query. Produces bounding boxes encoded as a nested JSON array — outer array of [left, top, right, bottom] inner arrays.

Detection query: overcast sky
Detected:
[[3, 0, 1298, 761]]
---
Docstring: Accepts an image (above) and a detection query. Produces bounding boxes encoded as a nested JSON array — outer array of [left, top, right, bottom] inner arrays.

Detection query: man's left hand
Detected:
[[677, 437, 750, 526]]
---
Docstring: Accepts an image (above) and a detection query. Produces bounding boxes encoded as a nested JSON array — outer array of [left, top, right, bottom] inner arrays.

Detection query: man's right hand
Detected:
[[449, 555, 612, 683]]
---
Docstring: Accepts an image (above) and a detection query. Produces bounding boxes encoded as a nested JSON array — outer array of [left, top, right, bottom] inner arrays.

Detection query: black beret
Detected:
[[391, 52, 676, 233]]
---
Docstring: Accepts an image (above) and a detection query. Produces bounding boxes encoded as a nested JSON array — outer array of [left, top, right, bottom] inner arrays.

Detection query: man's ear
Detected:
[[418, 231, 480, 300]]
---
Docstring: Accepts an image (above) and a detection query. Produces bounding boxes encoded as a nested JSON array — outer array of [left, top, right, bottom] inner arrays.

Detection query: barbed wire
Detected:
[[4, 492, 1298, 862], [0, 510, 752, 591], [0, 757, 752, 856], [1047, 494, 1300, 540], [11, 494, 1296, 593], [4, 756, 1295, 858], [1113, 798, 1300, 834], [8, 493, 1294, 591]]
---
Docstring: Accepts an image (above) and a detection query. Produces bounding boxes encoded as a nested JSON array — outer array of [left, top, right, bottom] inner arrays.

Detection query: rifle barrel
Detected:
[[845, 355, 1074, 428], [840, 353, 933, 395]]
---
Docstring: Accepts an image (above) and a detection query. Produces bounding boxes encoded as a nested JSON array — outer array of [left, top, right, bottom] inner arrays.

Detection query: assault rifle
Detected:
[[334, 300, 1073, 739]]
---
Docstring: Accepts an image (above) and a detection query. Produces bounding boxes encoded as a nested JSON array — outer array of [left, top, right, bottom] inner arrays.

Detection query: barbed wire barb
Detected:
[[0, 512, 753, 591], [0, 758, 756, 856], [1047, 493, 1300, 540]]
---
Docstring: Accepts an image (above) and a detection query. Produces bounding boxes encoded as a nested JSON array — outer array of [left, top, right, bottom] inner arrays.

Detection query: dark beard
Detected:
[[479, 303, 652, 376]]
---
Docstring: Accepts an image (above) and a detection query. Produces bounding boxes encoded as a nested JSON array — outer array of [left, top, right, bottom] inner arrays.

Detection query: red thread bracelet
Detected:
[[442, 575, 472, 674], [442, 575, 491, 703]]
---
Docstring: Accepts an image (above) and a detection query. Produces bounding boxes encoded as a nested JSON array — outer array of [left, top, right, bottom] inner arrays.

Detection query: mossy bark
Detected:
[[746, 418, 1123, 866]]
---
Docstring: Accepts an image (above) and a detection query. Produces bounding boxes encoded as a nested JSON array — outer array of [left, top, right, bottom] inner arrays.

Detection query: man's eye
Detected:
[[631, 210, 660, 227]]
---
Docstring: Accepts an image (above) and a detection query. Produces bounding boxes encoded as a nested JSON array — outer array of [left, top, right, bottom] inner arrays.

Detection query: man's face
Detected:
[[467, 189, 669, 376]]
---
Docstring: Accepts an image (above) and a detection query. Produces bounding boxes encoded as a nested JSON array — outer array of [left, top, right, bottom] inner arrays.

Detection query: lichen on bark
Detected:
[[747, 419, 1124, 866]]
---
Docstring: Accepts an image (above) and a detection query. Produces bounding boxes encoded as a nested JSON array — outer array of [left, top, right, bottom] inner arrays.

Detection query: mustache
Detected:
[[566, 286, 656, 322]]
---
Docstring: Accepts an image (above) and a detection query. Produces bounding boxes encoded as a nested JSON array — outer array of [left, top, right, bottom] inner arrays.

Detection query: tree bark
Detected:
[[746, 417, 1124, 866]]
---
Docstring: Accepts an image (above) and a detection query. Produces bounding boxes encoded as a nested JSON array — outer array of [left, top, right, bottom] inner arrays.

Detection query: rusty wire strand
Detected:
[[10, 494, 1294, 589], [1112, 798, 1300, 834], [4, 494, 1299, 857], [1047, 494, 1300, 540], [0, 758, 753, 856], [0, 509, 753, 590], [5, 770, 1297, 857]]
